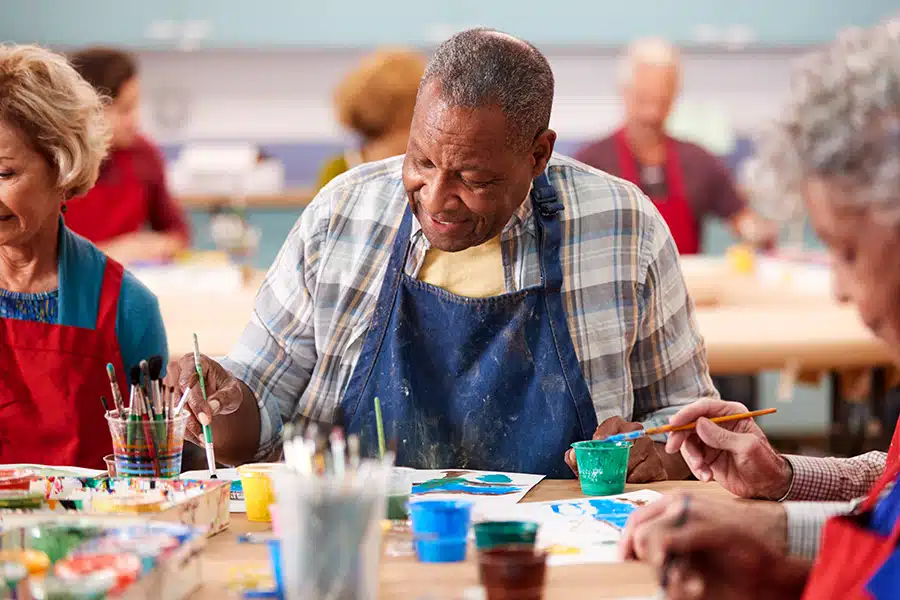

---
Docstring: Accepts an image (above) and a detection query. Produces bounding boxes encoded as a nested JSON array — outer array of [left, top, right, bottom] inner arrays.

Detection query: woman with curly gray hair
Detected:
[[620, 17, 900, 600], [0, 45, 168, 469]]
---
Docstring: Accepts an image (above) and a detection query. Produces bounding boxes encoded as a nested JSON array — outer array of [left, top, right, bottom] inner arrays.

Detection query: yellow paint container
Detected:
[[238, 463, 277, 523], [726, 244, 755, 274]]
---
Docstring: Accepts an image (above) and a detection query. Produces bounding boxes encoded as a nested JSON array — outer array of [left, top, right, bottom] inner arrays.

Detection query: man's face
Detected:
[[805, 176, 900, 359], [622, 64, 678, 139], [402, 81, 555, 252]]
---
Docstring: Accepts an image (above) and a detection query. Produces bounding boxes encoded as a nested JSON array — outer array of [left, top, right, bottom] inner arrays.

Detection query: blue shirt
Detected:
[[0, 221, 168, 375]]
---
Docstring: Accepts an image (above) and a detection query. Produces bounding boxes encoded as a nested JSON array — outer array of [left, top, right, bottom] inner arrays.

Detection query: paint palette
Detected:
[[0, 470, 231, 537], [0, 515, 206, 599], [180, 468, 245, 512]]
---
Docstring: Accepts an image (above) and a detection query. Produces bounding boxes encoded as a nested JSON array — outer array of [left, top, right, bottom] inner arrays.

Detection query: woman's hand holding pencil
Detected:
[[661, 399, 792, 501]]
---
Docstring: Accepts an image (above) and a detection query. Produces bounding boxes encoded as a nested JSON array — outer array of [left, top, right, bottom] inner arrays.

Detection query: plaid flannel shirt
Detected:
[[221, 154, 718, 460]]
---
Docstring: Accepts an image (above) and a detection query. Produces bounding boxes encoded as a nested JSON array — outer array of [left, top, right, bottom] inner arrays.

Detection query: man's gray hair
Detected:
[[420, 28, 554, 149], [745, 16, 900, 224]]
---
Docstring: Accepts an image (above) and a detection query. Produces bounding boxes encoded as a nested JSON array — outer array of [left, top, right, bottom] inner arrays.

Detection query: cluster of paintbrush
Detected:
[[101, 356, 188, 477], [282, 409, 356, 477], [274, 407, 393, 600]]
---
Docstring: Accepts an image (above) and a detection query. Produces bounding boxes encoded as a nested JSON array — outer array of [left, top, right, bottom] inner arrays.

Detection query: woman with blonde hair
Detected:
[[318, 49, 426, 188], [0, 45, 169, 468]]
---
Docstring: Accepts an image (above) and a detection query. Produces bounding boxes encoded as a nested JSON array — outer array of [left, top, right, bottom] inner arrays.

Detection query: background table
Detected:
[[192, 480, 732, 599]]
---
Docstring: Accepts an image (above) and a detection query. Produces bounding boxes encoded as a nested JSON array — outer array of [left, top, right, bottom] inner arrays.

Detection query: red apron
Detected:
[[64, 150, 148, 244], [0, 259, 128, 469], [801, 421, 900, 600], [614, 129, 701, 255]]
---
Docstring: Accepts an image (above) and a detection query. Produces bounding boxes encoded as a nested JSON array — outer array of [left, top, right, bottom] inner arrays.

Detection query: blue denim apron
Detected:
[[340, 173, 598, 477]]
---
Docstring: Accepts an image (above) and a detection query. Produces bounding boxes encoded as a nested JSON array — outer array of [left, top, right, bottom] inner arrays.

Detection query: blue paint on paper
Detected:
[[476, 474, 513, 484], [548, 498, 638, 530], [411, 481, 523, 496]]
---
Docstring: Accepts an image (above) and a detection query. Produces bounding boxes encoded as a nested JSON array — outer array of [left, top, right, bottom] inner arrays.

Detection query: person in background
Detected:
[[66, 47, 190, 265], [0, 45, 169, 468], [621, 18, 900, 599], [317, 49, 426, 189], [574, 38, 775, 255]]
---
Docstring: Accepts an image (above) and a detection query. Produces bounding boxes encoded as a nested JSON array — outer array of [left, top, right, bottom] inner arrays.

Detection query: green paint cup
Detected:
[[474, 521, 540, 551], [571, 439, 633, 496]]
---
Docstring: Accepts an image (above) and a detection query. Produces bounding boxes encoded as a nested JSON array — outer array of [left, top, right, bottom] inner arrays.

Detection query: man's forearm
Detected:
[[208, 380, 262, 466], [657, 442, 693, 480]]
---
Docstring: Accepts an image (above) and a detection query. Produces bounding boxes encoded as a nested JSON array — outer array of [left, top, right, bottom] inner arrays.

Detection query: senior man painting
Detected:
[[166, 29, 716, 480]]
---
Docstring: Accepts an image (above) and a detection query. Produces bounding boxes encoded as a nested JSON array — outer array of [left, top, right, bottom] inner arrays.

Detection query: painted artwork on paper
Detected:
[[409, 469, 544, 506], [482, 489, 662, 566]]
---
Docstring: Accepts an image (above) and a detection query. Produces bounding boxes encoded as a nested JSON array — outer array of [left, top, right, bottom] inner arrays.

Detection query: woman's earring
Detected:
[[60, 201, 67, 214]]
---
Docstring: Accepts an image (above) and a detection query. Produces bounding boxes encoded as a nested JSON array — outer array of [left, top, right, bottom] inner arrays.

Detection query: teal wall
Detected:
[[3, 0, 897, 48]]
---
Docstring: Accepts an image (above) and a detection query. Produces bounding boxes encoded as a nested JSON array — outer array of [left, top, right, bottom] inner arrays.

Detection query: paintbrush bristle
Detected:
[[148, 356, 163, 381], [129, 365, 141, 386], [106, 363, 117, 382]]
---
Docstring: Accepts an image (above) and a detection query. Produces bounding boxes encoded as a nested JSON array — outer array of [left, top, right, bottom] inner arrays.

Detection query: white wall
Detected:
[[137, 47, 801, 143]]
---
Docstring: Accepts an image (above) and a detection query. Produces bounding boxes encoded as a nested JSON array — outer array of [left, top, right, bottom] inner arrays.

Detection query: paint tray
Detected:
[[0, 470, 231, 536], [0, 514, 206, 599]]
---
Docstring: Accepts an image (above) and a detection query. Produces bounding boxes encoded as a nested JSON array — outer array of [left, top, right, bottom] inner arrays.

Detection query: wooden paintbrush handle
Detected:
[[644, 408, 777, 437]]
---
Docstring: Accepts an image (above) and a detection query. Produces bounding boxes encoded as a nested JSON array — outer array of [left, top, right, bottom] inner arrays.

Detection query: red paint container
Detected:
[[478, 546, 548, 600]]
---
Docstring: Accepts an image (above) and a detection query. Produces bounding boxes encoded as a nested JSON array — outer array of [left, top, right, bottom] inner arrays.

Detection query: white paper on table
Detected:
[[180, 468, 245, 512], [478, 489, 663, 566], [407, 469, 544, 517]]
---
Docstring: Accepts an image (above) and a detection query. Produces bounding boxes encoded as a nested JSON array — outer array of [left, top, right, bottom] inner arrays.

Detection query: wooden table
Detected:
[[192, 480, 732, 600]]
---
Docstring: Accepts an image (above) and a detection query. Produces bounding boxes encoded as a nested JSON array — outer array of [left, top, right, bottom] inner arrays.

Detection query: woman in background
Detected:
[[0, 45, 168, 468], [67, 47, 190, 264], [317, 49, 426, 189]]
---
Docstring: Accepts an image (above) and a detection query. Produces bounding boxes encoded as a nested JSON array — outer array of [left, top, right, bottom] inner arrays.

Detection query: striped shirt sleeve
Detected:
[[783, 452, 888, 501], [780, 452, 888, 557]]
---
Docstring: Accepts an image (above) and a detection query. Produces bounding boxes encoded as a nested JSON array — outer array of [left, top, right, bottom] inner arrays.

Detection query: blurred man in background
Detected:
[[575, 38, 774, 255]]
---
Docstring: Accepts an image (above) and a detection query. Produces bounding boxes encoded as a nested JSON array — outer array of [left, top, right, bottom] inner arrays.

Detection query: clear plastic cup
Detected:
[[106, 412, 188, 478]]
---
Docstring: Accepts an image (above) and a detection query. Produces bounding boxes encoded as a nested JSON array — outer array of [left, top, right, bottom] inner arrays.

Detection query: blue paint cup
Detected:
[[414, 537, 469, 563], [267, 539, 284, 599], [409, 499, 473, 563]]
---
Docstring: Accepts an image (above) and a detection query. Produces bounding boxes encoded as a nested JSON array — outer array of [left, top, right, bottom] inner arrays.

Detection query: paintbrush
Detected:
[[348, 434, 360, 472], [148, 356, 163, 417], [128, 366, 143, 448], [595, 408, 778, 444], [330, 427, 346, 479], [105, 363, 125, 418], [192, 333, 218, 479], [139, 360, 151, 410], [100, 395, 110, 416], [374, 396, 386, 459]]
